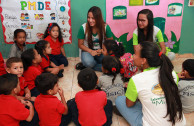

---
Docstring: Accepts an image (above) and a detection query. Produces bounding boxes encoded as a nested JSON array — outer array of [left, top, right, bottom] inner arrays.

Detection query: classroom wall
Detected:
[[0, 0, 193, 58], [179, 0, 194, 54]]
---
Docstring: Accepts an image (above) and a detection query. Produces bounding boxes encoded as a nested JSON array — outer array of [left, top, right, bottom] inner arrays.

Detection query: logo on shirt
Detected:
[[151, 83, 164, 95]]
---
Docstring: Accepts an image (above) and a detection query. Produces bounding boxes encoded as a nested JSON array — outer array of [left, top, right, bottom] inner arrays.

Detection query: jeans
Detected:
[[81, 51, 103, 72], [115, 96, 143, 126], [49, 54, 68, 66]]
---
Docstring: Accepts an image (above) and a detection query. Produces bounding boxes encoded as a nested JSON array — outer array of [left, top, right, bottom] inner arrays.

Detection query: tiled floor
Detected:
[[56, 54, 194, 126]]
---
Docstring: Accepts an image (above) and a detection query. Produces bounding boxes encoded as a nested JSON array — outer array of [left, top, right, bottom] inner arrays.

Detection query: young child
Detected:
[[44, 23, 68, 67], [9, 29, 27, 58], [98, 56, 124, 105], [69, 68, 113, 126], [34, 73, 71, 126], [6, 57, 35, 101], [0, 73, 34, 126], [35, 40, 64, 77], [102, 40, 138, 81], [178, 59, 194, 113], [21, 49, 42, 97], [0, 52, 6, 76]]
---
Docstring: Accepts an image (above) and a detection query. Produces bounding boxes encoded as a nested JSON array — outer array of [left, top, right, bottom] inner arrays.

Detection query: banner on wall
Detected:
[[0, 0, 72, 44]]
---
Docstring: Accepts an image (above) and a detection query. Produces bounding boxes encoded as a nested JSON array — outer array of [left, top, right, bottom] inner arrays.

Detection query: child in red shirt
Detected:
[[21, 49, 42, 97], [35, 40, 64, 77], [35, 73, 71, 126], [44, 23, 68, 67], [68, 68, 113, 126], [0, 52, 6, 76], [0, 74, 34, 126], [5, 57, 36, 101]]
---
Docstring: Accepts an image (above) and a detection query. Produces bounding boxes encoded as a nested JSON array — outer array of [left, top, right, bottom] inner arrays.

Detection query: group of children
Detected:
[[0, 21, 194, 126]]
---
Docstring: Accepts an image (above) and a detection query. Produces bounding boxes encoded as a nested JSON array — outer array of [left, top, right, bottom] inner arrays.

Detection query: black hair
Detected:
[[6, 57, 22, 68], [43, 23, 63, 42], [0, 74, 18, 95], [77, 68, 98, 91], [35, 73, 58, 95], [182, 59, 194, 77], [137, 9, 154, 43], [103, 40, 125, 58], [35, 40, 49, 56], [21, 49, 35, 71], [102, 56, 123, 84], [140, 41, 182, 125], [14, 29, 27, 44]]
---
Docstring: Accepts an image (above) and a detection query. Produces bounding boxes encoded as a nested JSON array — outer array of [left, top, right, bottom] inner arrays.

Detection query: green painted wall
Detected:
[[179, 0, 194, 54]]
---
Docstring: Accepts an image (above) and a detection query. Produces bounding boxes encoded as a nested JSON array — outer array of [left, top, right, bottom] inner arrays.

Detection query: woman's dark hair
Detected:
[[0, 74, 18, 95], [43, 23, 63, 42], [103, 40, 125, 58], [35, 73, 58, 95], [137, 9, 154, 43], [35, 40, 49, 56], [77, 68, 98, 91], [102, 56, 123, 84], [21, 49, 35, 71], [182, 59, 194, 77], [140, 41, 182, 125], [86, 6, 105, 49], [14, 29, 27, 45]]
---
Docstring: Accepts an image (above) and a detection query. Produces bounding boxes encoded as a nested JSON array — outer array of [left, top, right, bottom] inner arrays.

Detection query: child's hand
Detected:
[[177, 72, 185, 79], [51, 67, 60, 74], [59, 64, 64, 70], [25, 101, 33, 108], [58, 87, 64, 97], [25, 93, 31, 100], [30, 97, 36, 101], [20, 99, 26, 105]]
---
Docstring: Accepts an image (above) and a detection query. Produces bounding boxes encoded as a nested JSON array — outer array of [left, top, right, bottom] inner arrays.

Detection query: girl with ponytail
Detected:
[[115, 41, 185, 126]]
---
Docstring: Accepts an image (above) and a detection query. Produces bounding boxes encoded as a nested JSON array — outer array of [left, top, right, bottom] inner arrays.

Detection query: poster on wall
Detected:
[[167, 3, 183, 17], [113, 6, 127, 20], [189, 0, 194, 6], [0, 0, 72, 44], [145, 0, 160, 6], [129, 0, 143, 6]]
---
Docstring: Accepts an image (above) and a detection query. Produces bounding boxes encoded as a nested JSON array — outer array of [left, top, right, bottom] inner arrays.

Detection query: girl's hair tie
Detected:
[[159, 52, 163, 57], [112, 68, 116, 72], [48, 23, 53, 33], [120, 68, 124, 74]]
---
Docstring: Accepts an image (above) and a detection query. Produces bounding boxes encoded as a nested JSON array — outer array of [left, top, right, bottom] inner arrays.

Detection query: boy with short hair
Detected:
[[70, 68, 113, 126], [0, 73, 34, 126], [178, 59, 194, 113], [34, 73, 71, 126], [6, 57, 34, 101]]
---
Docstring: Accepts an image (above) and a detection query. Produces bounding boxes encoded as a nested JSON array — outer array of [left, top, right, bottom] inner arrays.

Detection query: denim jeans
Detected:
[[81, 51, 103, 72], [115, 96, 143, 126]]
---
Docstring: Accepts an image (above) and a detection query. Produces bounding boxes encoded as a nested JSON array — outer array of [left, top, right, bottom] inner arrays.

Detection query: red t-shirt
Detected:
[[35, 94, 66, 126], [39, 55, 50, 71], [18, 76, 28, 96], [75, 89, 107, 126], [44, 35, 64, 55], [23, 65, 42, 90], [0, 52, 6, 76], [0, 95, 30, 126]]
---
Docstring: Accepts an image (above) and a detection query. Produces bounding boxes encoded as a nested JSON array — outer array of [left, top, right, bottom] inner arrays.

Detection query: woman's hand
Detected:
[[89, 50, 98, 56]]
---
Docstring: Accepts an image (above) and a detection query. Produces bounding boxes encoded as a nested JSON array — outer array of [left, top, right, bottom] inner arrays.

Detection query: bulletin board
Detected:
[[0, 0, 72, 44]]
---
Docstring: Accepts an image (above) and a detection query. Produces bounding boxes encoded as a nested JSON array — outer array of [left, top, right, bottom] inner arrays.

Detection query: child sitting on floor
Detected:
[[0, 74, 34, 126], [34, 73, 71, 126], [178, 59, 194, 113], [35, 40, 64, 77], [6, 57, 36, 101], [69, 68, 113, 126], [21, 49, 42, 97]]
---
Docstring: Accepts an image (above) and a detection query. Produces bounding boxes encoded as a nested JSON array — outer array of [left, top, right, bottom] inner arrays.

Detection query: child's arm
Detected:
[[58, 87, 68, 115], [45, 67, 60, 74], [24, 87, 31, 100], [50, 61, 64, 70], [21, 100, 34, 122], [61, 46, 66, 57]]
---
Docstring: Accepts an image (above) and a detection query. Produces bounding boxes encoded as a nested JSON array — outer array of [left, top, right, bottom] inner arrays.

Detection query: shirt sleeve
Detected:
[[156, 30, 164, 42], [12, 102, 30, 120], [77, 25, 85, 39], [56, 101, 66, 114], [105, 24, 113, 38], [39, 57, 49, 70], [133, 33, 138, 45], [125, 78, 138, 102], [8, 44, 17, 58]]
